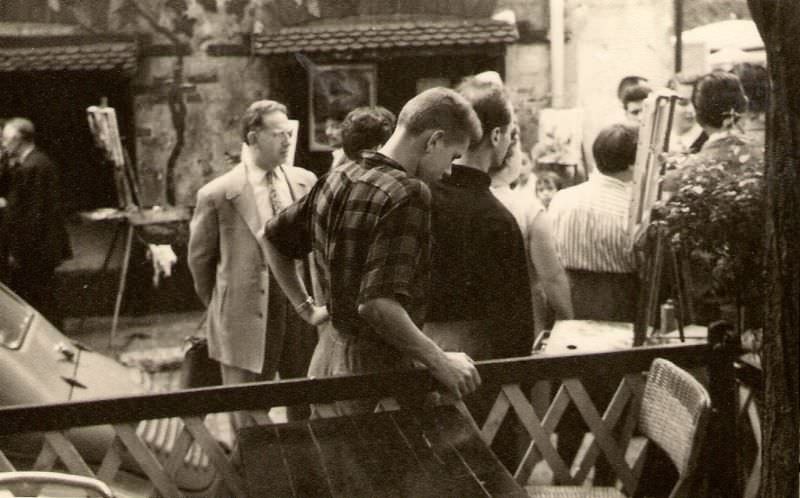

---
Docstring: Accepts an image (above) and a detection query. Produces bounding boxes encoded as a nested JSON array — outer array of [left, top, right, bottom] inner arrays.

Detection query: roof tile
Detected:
[[254, 18, 518, 55], [0, 39, 137, 74]]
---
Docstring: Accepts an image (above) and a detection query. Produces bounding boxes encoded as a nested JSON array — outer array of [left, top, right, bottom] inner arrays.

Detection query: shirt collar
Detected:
[[590, 172, 630, 190], [361, 150, 407, 173], [242, 144, 274, 185], [443, 164, 491, 189], [679, 124, 704, 148], [18, 144, 34, 163]]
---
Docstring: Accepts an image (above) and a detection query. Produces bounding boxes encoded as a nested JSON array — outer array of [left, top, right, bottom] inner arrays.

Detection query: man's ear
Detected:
[[245, 130, 257, 146], [424, 129, 445, 152], [490, 126, 502, 146]]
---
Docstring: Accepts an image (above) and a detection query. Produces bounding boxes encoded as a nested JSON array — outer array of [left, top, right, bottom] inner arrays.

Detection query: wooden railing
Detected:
[[0, 338, 739, 498], [735, 353, 763, 498]]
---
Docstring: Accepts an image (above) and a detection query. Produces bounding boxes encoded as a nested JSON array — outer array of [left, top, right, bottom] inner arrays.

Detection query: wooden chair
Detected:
[[527, 358, 711, 498], [0, 471, 114, 497]]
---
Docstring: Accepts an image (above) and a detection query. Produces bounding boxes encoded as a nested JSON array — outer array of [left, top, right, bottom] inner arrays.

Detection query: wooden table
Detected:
[[237, 404, 527, 498], [78, 207, 190, 347], [542, 320, 707, 355]]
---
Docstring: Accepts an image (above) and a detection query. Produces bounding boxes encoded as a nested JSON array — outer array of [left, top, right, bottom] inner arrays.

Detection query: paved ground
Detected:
[[64, 311, 203, 359]]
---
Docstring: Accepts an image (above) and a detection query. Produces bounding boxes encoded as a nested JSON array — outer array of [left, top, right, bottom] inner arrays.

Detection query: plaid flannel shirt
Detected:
[[265, 151, 431, 336]]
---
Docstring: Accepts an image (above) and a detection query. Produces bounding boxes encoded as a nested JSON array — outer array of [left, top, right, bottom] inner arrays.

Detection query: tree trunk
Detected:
[[747, 1, 800, 497]]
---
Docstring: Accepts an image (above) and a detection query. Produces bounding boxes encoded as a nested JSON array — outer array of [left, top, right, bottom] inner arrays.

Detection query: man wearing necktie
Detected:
[[188, 100, 319, 423]]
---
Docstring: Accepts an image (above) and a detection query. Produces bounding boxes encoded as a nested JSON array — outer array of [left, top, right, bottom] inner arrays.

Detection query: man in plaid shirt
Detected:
[[264, 87, 483, 416]]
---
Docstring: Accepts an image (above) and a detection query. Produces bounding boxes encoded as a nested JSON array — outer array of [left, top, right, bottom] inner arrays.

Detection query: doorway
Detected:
[[0, 70, 133, 213], [277, 51, 504, 176]]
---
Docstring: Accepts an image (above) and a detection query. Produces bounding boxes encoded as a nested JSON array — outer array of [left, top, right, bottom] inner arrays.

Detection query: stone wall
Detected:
[[132, 54, 272, 206], [497, 0, 673, 163], [566, 0, 673, 171], [104, 0, 274, 206], [495, 0, 548, 153]]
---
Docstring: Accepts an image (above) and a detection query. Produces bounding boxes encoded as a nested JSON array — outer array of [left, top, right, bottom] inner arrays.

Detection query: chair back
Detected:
[[0, 471, 115, 497], [638, 358, 711, 479]]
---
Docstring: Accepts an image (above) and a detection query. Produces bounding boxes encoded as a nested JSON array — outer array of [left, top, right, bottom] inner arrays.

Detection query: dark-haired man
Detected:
[[621, 82, 652, 126], [263, 87, 483, 416], [188, 100, 318, 423], [340, 106, 396, 162], [425, 77, 533, 360], [548, 123, 640, 484]]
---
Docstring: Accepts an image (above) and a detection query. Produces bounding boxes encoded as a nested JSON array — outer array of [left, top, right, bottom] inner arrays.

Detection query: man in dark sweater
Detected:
[[425, 76, 534, 360], [425, 77, 534, 471]]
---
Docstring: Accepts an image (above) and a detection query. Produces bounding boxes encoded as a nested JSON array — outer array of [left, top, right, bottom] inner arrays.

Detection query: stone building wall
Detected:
[[565, 0, 673, 171], [105, 0, 275, 206], [497, 0, 551, 154]]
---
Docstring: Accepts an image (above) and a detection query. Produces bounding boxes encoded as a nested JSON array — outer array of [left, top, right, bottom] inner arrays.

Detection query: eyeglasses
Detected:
[[258, 127, 294, 139]]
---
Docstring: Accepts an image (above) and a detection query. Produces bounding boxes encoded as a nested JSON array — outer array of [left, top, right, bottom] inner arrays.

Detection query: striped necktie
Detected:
[[265, 169, 284, 215]]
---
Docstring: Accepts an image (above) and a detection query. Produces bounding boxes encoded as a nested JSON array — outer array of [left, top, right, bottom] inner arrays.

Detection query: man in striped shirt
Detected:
[[547, 123, 639, 485], [548, 123, 639, 322]]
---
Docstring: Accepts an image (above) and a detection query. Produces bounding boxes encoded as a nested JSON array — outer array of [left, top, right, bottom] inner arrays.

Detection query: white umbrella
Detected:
[[682, 19, 764, 52]]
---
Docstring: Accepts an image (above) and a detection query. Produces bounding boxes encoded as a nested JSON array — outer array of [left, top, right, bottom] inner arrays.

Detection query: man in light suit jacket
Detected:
[[188, 100, 318, 422]]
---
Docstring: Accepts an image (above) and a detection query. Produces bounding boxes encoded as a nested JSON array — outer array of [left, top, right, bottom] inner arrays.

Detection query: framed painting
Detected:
[[309, 64, 377, 151]]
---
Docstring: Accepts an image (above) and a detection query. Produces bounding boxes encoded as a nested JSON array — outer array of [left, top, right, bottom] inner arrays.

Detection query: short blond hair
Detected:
[[397, 87, 482, 145]]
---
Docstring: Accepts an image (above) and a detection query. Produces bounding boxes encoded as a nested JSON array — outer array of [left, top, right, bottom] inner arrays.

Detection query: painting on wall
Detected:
[[309, 64, 377, 151]]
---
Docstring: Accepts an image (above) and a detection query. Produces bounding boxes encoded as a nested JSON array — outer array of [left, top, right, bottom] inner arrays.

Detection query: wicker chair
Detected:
[[527, 358, 711, 498], [0, 471, 114, 498]]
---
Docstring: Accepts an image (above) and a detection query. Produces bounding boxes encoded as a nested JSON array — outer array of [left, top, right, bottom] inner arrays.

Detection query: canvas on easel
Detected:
[[87, 105, 139, 209], [629, 90, 678, 246], [629, 89, 695, 345]]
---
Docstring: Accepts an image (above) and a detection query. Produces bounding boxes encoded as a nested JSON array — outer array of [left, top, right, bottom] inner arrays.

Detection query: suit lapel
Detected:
[[225, 164, 267, 254]]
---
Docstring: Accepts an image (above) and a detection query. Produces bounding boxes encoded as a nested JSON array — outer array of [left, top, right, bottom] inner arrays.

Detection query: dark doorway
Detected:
[[0, 71, 133, 213], [277, 51, 504, 176]]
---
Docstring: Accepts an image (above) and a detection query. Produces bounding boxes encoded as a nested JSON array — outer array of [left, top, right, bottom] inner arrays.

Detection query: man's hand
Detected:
[[300, 304, 330, 326], [429, 352, 482, 399]]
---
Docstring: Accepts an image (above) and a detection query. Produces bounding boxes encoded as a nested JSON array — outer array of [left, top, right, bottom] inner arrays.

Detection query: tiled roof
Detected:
[[0, 36, 137, 74], [253, 17, 518, 55]]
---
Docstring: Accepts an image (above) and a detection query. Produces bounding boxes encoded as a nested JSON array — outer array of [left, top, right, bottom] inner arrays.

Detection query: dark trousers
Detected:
[[559, 269, 637, 484]]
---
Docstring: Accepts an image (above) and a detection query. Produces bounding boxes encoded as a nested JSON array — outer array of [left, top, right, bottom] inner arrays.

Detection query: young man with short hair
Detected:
[[621, 83, 652, 125], [263, 87, 483, 416], [425, 77, 533, 360], [339, 106, 396, 162]]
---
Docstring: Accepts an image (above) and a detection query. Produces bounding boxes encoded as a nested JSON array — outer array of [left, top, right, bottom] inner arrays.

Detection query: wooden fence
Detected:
[[0, 325, 746, 498]]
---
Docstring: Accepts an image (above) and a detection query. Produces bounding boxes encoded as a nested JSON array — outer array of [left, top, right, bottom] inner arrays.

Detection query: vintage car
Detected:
[[0, 282, 218, 493]]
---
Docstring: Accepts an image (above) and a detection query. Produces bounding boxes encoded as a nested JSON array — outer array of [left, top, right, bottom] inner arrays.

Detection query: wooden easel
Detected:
[[629, 91, 693, 346], [86, 103, 190, 348], [633, 227, 694, 346]]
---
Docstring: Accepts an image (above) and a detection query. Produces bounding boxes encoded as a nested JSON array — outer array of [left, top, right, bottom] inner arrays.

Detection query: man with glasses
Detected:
[[188, 100, 318, 423]]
